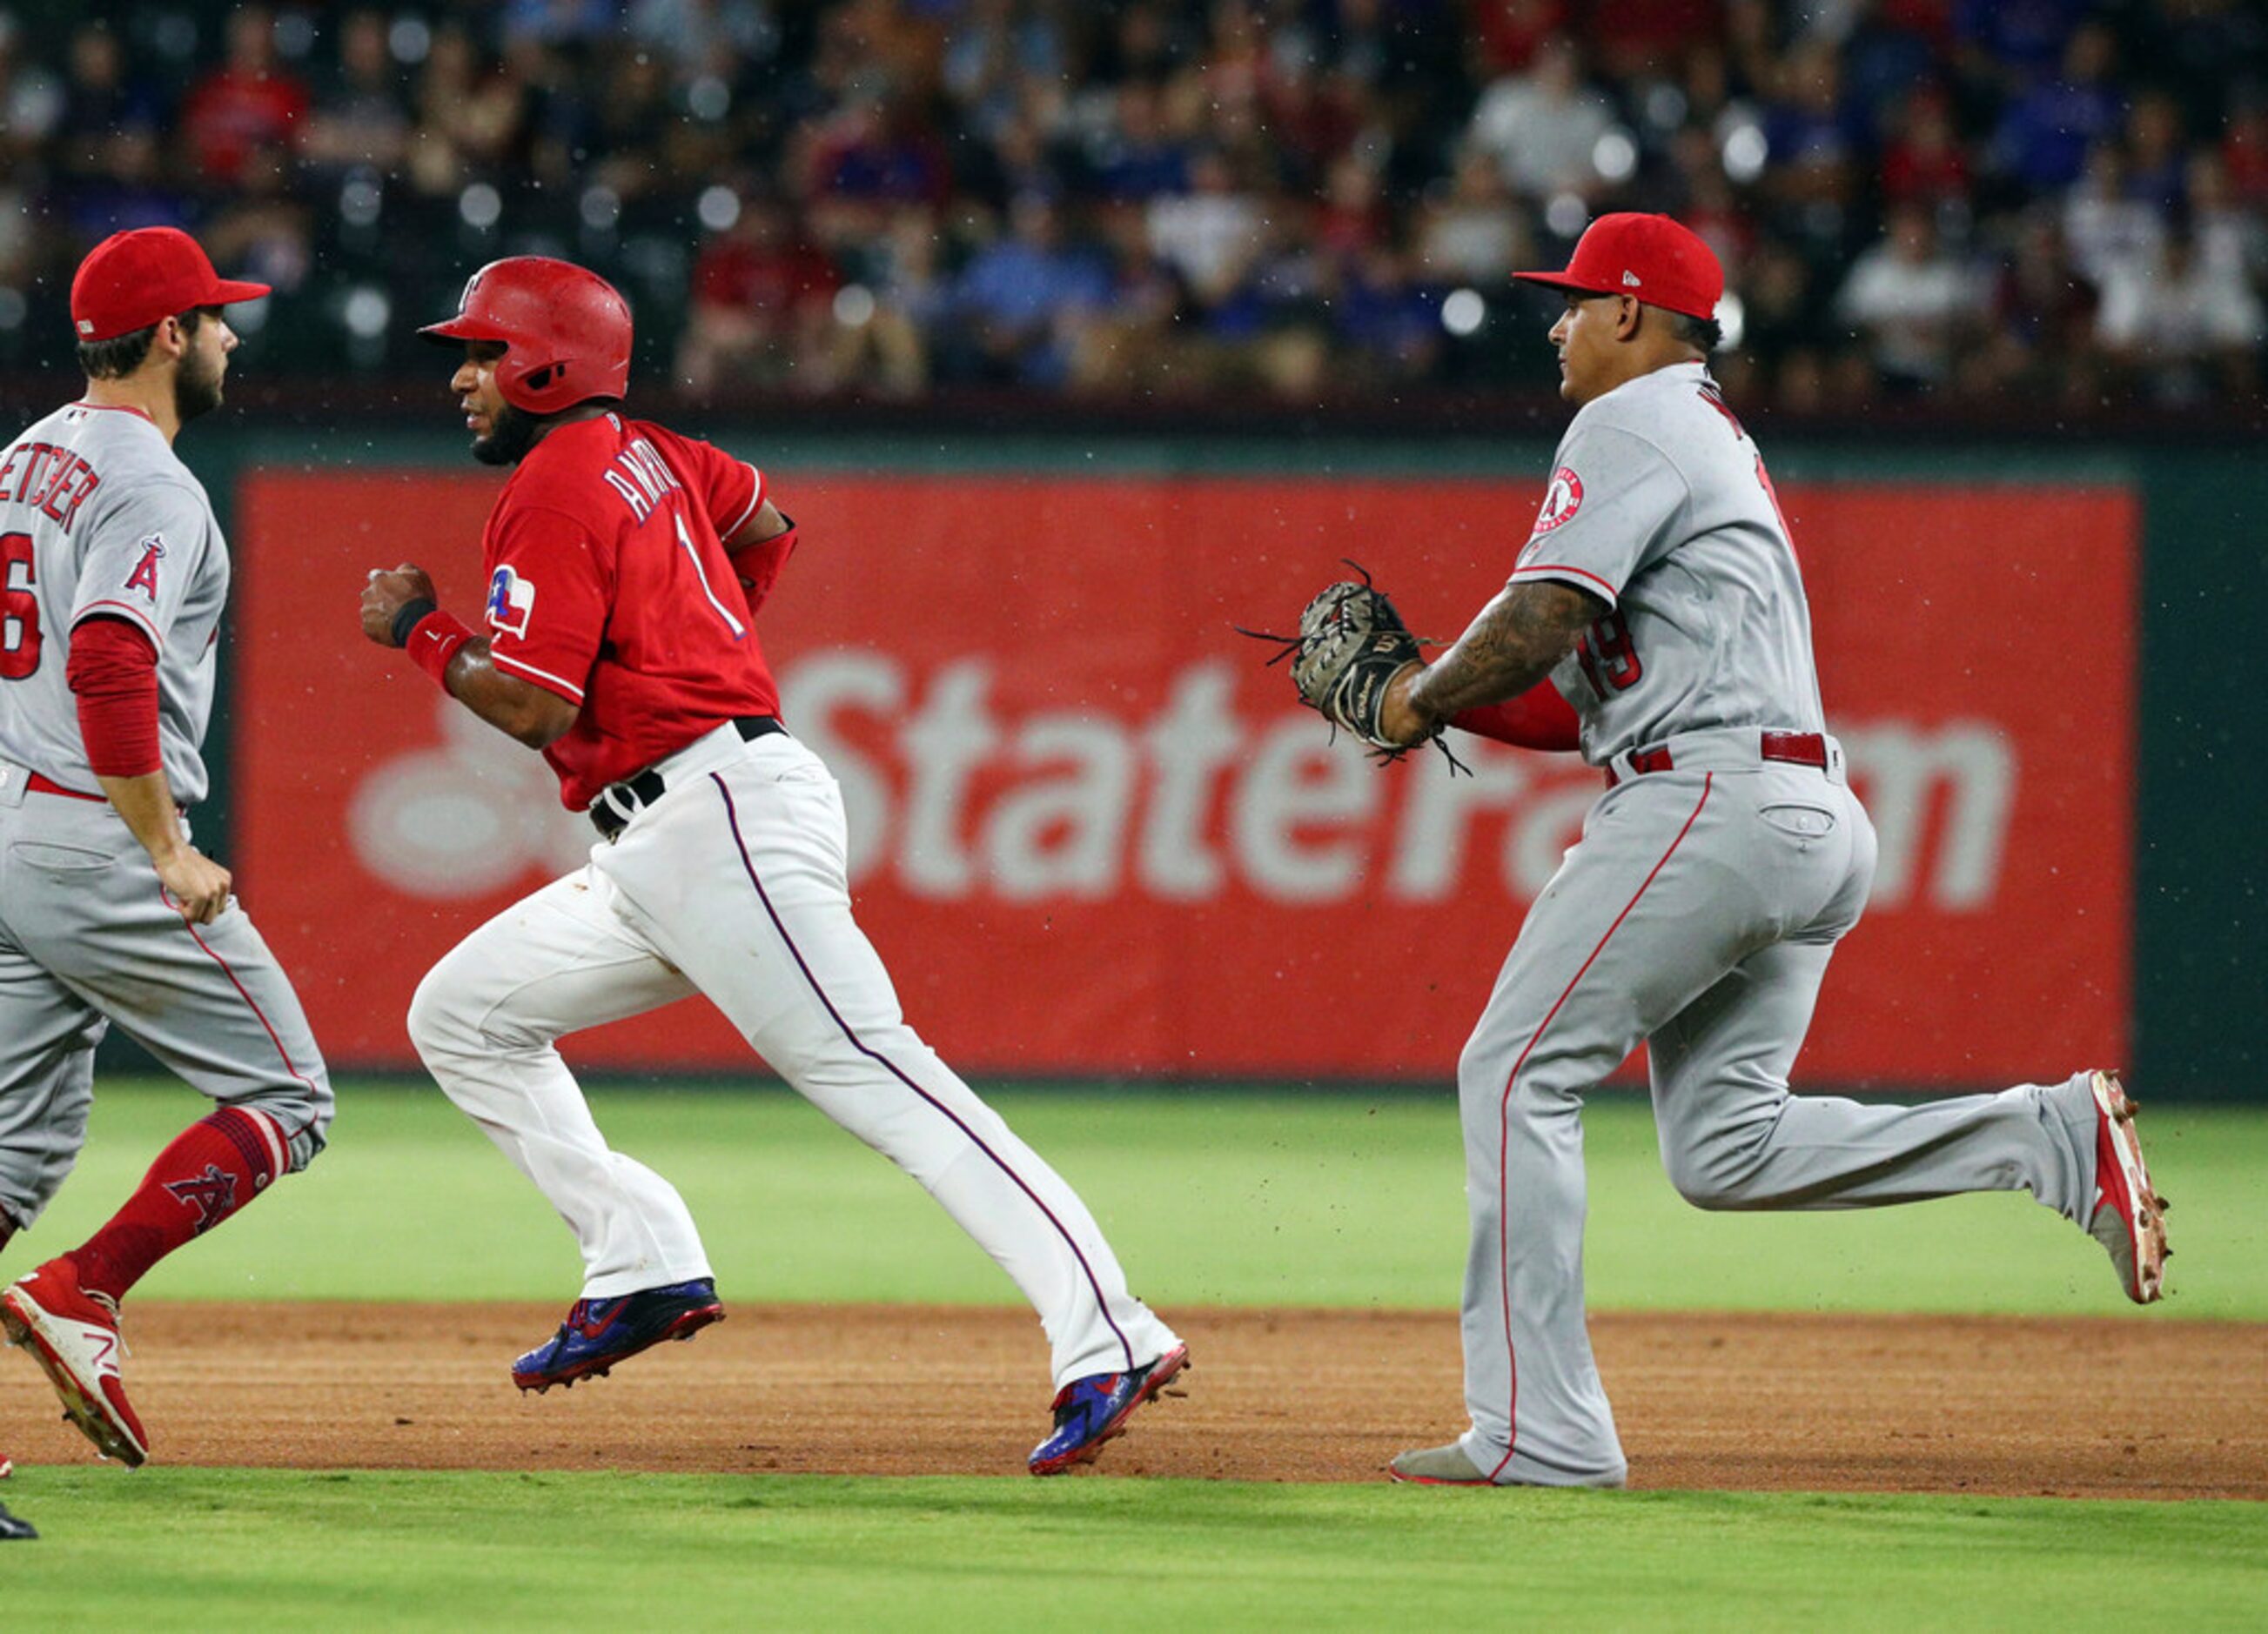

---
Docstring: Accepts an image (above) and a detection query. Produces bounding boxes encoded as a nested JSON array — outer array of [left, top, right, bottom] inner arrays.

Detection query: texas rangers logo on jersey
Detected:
[[1531, 466, 1586, 538], [124, 533, 166, 599], [486, 566, 536, 639], [164, 1163, 238, 1234]]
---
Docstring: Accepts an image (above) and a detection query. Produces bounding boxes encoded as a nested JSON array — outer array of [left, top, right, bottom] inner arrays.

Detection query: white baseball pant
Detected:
[[406, 723, 1179, 1388]]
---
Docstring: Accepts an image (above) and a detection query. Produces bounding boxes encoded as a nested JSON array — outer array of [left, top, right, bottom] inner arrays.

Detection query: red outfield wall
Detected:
[[237, 471, 2134, 1085]]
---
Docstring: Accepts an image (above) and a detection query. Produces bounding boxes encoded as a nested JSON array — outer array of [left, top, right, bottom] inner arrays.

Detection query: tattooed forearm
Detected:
[[1403, 581, 1605, 730]]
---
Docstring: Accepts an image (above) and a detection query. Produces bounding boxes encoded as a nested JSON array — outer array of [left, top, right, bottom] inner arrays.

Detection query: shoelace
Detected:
[[1055, 1374, 1122, 1429], [86, 1288, 131, 1360], [547, 1297, 621, 1349]]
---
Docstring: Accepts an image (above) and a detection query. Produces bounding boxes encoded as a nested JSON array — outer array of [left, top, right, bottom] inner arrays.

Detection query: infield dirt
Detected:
[[2, 1303, 2258, 1497]]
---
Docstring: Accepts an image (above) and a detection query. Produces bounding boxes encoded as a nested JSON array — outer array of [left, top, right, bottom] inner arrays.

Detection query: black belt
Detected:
[[589, 716, 786, 839]]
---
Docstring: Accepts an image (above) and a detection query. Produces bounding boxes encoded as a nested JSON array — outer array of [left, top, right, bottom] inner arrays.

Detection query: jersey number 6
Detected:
[[0, 532, 41, 680], [1574, 608, 1641, 697]]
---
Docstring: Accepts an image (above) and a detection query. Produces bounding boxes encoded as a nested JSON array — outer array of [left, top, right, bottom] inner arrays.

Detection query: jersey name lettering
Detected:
[[600, 438, 684, 523], [1695, 379, 1746, 439], [1697, 380, 1795, 545], [0, 441, 102, 534]]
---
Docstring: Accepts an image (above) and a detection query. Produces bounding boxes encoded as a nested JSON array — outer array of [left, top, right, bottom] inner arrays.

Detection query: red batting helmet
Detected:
[[419, 257, 633, 414]]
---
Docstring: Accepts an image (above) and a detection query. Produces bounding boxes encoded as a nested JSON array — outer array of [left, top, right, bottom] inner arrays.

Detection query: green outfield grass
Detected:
[[12, 1081, 2265, 1318], [1, 1470, 2265, 1631], [5, 1082, 2264, 1625]]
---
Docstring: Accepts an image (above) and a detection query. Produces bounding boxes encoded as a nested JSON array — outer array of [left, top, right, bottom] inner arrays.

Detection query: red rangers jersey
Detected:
[[477, 412, 774, 809]]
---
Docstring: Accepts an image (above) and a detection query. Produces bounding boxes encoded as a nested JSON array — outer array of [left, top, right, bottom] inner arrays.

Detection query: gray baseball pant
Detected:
[[0, 776, 332, 1234], [1453, 756, 2099, 1485]]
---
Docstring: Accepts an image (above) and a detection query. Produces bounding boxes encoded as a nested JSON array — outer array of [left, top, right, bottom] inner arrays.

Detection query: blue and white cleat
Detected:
[[1028, 1343, 1191, 1476], [512, 1279, 724, 1393]]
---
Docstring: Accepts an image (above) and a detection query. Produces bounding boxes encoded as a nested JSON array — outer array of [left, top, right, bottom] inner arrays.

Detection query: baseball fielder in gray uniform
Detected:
[[1358, 215, 2169, 1487], [0, 229, 332, 1469]]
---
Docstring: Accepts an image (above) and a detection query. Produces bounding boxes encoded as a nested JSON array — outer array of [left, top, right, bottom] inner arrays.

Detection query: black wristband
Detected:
[[389, 597, 439, 649]]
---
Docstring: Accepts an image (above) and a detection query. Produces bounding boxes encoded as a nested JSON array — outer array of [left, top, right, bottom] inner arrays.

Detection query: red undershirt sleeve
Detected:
[[1450, 675, 1582, 753], [66, 614, 163, 777]]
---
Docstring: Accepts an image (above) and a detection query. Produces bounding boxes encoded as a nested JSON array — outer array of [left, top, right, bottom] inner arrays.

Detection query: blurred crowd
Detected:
[[1, 0, 2265, 416]]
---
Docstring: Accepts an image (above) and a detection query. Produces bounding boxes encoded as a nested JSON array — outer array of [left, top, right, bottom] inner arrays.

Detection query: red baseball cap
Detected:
[[1513, 213, 1723, 322], [70, 227, 271, 344]]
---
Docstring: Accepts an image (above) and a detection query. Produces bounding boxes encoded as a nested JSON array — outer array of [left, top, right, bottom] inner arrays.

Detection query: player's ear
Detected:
[[1615, 295, 1645, 340]]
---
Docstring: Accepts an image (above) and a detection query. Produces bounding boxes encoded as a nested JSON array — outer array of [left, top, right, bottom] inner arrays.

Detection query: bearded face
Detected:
[[172, 311, 229, 424], [472, 399, 540, 466]]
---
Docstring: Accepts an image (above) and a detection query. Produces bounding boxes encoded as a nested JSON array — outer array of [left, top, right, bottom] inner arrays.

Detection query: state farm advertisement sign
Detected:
[[235, 471, 2133, 1085]]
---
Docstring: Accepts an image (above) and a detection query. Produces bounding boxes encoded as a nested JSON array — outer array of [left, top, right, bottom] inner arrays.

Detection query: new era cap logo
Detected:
[[77, 318, 94, 335], [1622, 271, 1642, 287]]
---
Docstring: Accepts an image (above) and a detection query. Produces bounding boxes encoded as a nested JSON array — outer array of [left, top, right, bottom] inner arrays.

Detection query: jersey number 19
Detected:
[[1574, 609, 1641, 698]]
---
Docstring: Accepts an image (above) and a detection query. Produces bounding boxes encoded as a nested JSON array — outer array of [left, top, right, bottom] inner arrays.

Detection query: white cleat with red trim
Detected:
[[1, 1256, 149, 1467], [2085, 1071, 2170, 1305]]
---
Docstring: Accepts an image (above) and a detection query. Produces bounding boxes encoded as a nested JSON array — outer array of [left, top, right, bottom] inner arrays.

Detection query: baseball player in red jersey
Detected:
[[0, 229, 334, 1469], [1294, 216, 2167, 1487], [359, 258, 1186, 1475]]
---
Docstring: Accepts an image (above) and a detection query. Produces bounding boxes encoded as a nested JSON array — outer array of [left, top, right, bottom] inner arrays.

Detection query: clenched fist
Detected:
[[361, 563, 438, 646]]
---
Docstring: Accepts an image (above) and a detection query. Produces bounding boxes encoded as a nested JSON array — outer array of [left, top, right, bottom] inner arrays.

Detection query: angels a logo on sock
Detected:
[[164, 1164, 238, 1233], [1532, 465, 1585, 537]]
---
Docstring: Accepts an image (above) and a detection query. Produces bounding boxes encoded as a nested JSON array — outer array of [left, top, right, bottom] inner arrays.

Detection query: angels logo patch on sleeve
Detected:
[[1532, 466, 1585, 537], [486, 565, 536, 639], [124, 533, 167, 599]]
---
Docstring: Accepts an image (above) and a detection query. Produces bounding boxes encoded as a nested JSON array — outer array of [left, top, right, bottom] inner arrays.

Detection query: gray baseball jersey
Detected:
[[0, 403, 226, 806], [1510, 360, 1825, 763], [1434, 361, 2113, 1486], [0, 399, 328, 1236]]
